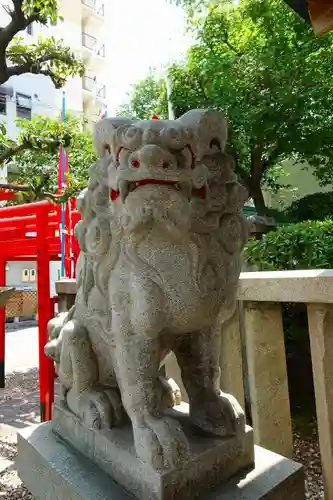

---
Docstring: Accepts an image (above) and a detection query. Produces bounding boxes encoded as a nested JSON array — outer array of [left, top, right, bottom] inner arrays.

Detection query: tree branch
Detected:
[[0, 142, 28, 164], [3, 53, 74, 84], [0, 1, 38, 47], [0, 182, 30, 192], [0, 1, 40, 83], [221, 31, 244, 56], [261, 145, 281, 177], [250, 138, 264, 181]]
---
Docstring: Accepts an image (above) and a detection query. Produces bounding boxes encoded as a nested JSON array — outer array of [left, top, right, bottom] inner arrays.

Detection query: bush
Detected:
[[285, 191, 333, 222], [264, 207, 291, 223], [244, 219, 333, 270]]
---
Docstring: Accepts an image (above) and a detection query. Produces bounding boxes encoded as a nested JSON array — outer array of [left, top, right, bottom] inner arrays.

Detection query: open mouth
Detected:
[[111, 178, 193, 202]]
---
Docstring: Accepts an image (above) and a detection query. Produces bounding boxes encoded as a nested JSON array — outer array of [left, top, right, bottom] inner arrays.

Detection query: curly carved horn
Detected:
[[94, 117, 135, 157], [177, 109, 228, 160]]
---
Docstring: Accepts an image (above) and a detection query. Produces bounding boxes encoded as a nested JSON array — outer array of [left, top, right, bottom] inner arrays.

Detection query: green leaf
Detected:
[[245, 219, 333, 271]]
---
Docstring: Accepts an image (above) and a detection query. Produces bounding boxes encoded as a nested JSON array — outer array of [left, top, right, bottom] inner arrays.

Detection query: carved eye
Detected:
[[131, 159, 140, 169], [210, 138, 221, 150], [162, 161, 169, 169]]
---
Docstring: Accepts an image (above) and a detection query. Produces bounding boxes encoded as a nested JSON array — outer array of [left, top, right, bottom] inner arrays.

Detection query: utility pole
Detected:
[[164, 35, 175, 121], [165, 70, 175, 120]]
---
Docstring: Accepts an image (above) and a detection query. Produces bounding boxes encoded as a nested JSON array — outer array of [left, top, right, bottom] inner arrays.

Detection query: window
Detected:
[[22, 269, 30, 282], [26, 23, 33, 35], [29, 269, 36, 282], [0, 92, 6, 115], [22, 268, 36, 282], [16, 93, 32, 120]]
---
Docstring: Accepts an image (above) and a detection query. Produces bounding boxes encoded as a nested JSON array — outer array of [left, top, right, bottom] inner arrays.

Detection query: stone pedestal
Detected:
[[50, 402, 254, 500], [17, 422, 305, 500]]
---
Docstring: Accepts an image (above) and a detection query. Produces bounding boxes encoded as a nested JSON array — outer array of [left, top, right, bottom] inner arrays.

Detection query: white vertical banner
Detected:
[[163, 36, 175, 120], [165, 70, 175, 120]]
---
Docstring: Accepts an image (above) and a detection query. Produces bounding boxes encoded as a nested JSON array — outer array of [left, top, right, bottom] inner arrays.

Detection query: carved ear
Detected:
[[177, 109, 228, 160], [94, 117, 135, 157]]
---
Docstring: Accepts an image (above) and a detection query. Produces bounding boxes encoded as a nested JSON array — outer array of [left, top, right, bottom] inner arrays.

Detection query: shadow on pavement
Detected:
[[0, 367, 40, 430]]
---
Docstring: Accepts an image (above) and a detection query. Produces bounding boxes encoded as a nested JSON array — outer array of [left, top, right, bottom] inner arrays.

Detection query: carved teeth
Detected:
[[119, 181, 137, 201], [119, 180, 130, 202], [118, 179, 191, 201]]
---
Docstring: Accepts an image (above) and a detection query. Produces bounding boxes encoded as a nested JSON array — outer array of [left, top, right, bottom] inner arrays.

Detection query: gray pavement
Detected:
[[0, 327, 40, 474], [0, 327, 40, 431], [4, 326, 39, 374]]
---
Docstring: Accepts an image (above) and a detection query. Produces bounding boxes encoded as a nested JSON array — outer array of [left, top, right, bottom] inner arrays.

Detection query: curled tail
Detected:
[[45, 306, 76, 362]]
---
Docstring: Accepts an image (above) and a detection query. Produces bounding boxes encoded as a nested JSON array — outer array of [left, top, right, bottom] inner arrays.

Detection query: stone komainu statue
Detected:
[[45, 109, 249, 470]]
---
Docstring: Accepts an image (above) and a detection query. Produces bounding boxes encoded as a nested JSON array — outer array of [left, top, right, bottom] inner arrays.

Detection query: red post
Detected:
[[36, 208, 54, 421], [50, 296, 58, 380], [0, 259, 6, 388], [71, 208, 81, 278], [64, 200, 71, 278], [50, 296, 58, 317]]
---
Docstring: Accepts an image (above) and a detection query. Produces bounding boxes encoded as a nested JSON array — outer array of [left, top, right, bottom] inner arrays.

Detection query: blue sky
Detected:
[[107, 0, 192, 112]]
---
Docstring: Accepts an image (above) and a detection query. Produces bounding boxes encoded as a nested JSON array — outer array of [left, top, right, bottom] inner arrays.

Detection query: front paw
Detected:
[[190, 391, 245, 439], [67, 387, 124, 429], [44, 338, 60, 362], [132, 414, 189, 469]]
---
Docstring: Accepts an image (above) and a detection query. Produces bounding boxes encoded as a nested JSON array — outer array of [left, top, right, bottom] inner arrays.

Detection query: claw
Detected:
[[190, 391, 246, 439], [133, 415, 189, 469], [81, 389, 113, 429], [145, 415, 189, 468], [104, 388, 125, 426]]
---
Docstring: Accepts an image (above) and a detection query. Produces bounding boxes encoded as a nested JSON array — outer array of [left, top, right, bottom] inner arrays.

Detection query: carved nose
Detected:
[[137, 145, 170, 169]]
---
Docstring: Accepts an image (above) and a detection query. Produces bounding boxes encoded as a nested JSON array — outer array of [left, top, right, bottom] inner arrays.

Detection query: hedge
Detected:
[[244, 219, 333, 271], [285, 191, 333, 222]]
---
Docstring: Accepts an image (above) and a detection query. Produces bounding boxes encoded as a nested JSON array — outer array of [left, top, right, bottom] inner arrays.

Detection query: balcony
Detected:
[[81, 32, 105, 58], [82, 75, 106, 100], [81, 0, 104, 20]]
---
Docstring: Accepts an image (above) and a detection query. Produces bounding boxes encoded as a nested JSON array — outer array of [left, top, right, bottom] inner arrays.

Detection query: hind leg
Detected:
[[174, 328, 245, 439], [56, 320, 123, 429]]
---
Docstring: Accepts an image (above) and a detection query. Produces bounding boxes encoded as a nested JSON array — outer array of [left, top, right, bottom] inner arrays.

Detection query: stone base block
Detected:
[[50, 402, 253, 499], [17, 422, 305, 500]]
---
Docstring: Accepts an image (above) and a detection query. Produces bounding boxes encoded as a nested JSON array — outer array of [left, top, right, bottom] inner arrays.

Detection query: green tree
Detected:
[[127, 0, 333, 214], [0, 0, 84, 88], [117, 71, 168, 120], [2, 114, 96, 202]]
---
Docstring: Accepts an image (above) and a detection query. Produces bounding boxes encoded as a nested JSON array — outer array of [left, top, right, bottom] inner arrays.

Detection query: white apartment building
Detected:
[[0, 0, 110, 302], [0, 0, 110, 137]]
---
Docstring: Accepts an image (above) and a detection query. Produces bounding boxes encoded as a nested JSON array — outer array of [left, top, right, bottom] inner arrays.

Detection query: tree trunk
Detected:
[[249, 181, 267, 215], [248, 143, 267, 215]]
